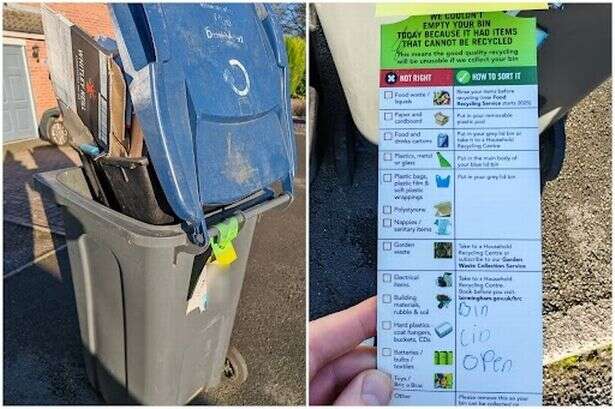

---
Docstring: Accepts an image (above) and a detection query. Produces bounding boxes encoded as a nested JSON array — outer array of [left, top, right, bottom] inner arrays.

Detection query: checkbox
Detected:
[[383, 205, 392, 214], [383, 242, 392, 251], [383, 173, 392, 182], [384, 132, 393, 141], [383, 153, 392, 161], [383, 294, 392, 304], [382, 321, 392, 330], [384, 112, 393, 120], [383, 273, 392, 282], [383, 218, 392, 227], [384, 91, 393, 99], [382, 348, 392, 357]]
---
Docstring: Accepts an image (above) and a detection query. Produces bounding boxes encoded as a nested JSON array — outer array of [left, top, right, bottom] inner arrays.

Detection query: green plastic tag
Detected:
[[210, 217, 239, 265]]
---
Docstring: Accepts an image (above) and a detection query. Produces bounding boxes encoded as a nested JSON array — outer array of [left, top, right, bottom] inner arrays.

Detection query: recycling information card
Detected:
[[377, 12, 542, 406]]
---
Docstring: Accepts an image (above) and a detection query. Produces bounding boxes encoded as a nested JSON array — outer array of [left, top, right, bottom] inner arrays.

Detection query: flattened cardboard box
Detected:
[[41, 5, 128, 154]]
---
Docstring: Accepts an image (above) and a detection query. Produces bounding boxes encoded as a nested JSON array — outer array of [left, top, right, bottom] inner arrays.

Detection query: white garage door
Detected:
[[3, 44, 38, 143]]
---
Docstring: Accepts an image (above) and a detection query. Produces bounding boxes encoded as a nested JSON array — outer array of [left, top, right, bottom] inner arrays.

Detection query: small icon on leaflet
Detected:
[[434, 201, 452, 217], [437, 133, 449, 148], [435, 321, 453, 338], [436, 272, 453, 287], [433, 91, 451, 106], [434, 112, 449, 126], [434, 373, 454, 389], [434, 218, 451, 235], [434, 350, 454, 365], [436, 152, 451, 168], [456, 69, 471, 84], [436, 294, 452, 309], [385, 71, 398, 84], [436, 175, 450, 188], [434, 242, 453, 259]]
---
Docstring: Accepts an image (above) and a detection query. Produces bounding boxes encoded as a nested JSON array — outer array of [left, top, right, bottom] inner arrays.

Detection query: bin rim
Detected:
[[33, 167, 191, 248], [33, 167, 292, 249]]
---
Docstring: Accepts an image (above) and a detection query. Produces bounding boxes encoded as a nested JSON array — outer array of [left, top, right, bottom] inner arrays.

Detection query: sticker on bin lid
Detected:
[[374, 2, 547, 17], [109, 3, 296, 246], [210, 217, 239, 265]]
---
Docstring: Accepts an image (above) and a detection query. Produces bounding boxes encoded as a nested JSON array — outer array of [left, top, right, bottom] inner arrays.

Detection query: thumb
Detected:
[[334, 369, 393, 406]]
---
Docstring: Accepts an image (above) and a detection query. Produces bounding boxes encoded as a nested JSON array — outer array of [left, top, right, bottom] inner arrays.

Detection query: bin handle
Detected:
[[206, 193, 291, 239]]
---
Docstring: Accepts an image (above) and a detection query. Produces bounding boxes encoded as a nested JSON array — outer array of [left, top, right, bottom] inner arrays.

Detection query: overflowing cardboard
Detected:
[[41, 5, 131, 157]]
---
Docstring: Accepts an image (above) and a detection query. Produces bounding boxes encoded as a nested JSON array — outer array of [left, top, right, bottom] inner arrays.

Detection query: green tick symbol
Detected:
[[456, 70, 471, 84]]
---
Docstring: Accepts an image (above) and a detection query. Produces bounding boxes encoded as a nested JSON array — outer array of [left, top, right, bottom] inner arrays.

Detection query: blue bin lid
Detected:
[[109, 3, 296, 245]]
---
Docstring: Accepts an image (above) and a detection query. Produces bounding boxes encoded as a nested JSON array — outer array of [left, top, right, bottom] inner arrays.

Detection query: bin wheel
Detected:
[[223, 346, 248, 385]]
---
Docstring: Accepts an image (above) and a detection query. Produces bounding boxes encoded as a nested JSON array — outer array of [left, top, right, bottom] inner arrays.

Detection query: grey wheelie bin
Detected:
[[34, 3, 296, 405]]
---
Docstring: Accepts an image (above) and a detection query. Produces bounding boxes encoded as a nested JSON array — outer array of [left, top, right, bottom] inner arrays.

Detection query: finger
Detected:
[[333, 369, 393, 406], [309, 296, 377, 379], [309, 346, 376, 405]]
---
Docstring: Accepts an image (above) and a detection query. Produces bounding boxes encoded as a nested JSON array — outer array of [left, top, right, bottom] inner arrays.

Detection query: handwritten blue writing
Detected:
[[459, 301, 488, 317], [460, 324, 490, 346], [463, 349, 513, 373]]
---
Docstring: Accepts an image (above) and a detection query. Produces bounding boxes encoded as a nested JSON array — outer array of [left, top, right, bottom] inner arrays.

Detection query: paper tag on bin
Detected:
[[186, 266, 208, 315], [210, 217, 239, 265]]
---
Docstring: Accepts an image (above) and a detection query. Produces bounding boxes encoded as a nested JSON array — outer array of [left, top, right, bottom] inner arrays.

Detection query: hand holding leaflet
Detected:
[[309, 297, 393, 405]]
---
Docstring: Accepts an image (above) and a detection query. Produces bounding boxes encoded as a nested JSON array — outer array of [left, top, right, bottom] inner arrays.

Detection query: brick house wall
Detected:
[[5, 3, 115, 121], [23, 37, 54, 121], [46, 3, 115, 38]]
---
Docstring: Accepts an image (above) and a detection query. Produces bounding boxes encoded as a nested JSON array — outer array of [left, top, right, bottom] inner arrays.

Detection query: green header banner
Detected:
[[381, 12, 537, 69]]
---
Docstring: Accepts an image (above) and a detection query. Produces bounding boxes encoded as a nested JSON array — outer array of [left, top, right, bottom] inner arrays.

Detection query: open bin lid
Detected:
[[109, 3, 296, 245]]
